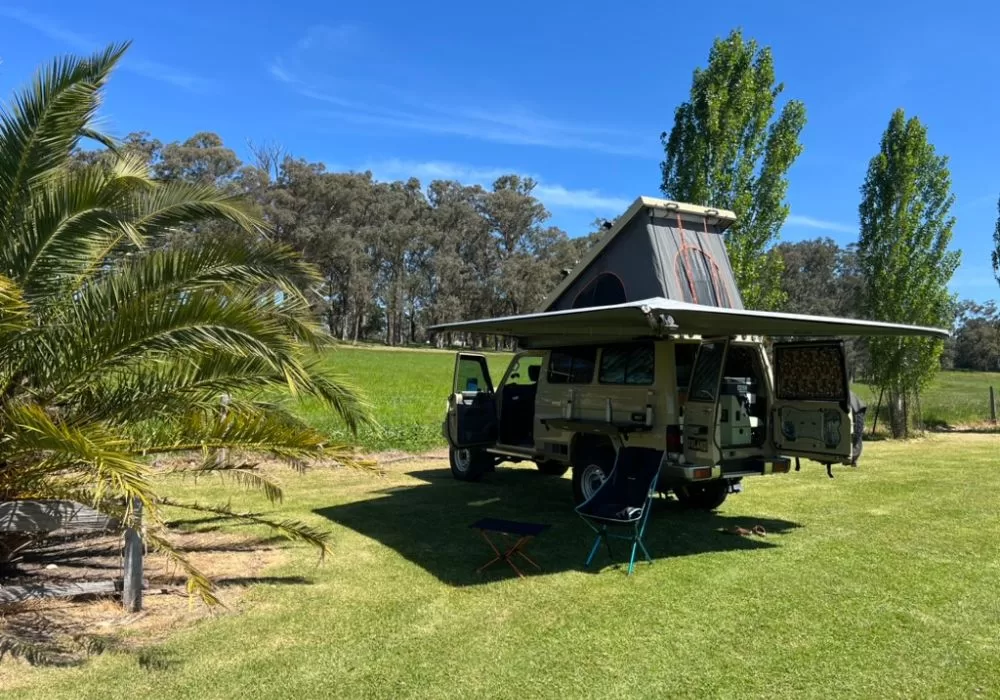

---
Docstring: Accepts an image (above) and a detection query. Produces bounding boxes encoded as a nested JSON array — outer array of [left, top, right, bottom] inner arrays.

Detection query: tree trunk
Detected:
[[887, 390, 906, 439]]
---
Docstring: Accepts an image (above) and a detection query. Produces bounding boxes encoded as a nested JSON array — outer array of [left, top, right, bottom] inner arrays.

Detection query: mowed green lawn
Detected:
[[290, 346, 512, 452], [9, 434, 1000, 699], [293, 346, 999, 452]]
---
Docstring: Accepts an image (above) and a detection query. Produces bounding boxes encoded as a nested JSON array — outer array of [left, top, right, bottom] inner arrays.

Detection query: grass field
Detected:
[[294, 346, 1000, 452], [291, 346, 512, 452], [6, 434, 999, 699]]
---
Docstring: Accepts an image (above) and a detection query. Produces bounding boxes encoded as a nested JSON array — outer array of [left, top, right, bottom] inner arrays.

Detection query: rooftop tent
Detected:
[[539, 197, 743, 313]]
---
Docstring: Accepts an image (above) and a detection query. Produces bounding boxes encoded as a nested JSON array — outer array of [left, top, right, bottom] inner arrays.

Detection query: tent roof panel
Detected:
[[537, 196, 737, 312]]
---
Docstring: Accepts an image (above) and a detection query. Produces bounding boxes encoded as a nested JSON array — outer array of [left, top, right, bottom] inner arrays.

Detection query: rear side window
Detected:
[[687, 342, 726, 402], [599, 343, 654, 385], [774, 344, 847, 401], [674, 343, 698, 391], [547, 347, 597, 384]]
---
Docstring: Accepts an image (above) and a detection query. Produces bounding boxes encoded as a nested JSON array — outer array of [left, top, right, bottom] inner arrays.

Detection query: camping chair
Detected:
[[575, 447, 663, 575]]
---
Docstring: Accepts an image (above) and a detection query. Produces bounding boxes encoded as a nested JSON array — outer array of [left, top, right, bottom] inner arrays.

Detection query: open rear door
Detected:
[[447, 353, 498, 448], [682, 339, 729, 466], [771, 341, 855, 464]]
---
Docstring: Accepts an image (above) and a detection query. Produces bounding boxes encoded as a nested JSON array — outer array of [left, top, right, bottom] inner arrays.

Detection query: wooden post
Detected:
[[218, 393, 231, 465], [990, 386, 997, 424], [122, 499, 143, 613]]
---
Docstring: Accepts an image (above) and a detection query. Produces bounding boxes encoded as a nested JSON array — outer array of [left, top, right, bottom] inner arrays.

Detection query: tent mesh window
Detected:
[[571, 273, 626, 309]]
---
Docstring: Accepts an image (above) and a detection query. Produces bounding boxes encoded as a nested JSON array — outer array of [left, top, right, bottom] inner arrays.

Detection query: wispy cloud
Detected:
[[0, 6, 211, 92], [270, 25, 650, 157], [785, 214, 857, 233], [533, 184, 631, 211], [363, 158, 630, 212]]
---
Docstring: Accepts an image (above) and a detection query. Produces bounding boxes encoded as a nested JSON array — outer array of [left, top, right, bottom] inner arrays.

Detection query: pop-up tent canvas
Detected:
[[539, 196, 743, 312]]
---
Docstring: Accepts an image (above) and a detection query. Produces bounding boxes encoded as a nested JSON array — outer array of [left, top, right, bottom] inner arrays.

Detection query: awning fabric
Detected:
[[428, 297, 950, 349]]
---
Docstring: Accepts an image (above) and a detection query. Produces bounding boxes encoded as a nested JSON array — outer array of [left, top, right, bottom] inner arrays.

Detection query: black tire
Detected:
[[674, 480, 729, 511], [449, 447, 491, 482], [535, 461, 570, 477], [572, 445, 616, 505]]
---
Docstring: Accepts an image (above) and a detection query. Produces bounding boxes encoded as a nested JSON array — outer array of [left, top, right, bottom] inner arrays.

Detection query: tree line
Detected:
[[74, 132, 599, 347]]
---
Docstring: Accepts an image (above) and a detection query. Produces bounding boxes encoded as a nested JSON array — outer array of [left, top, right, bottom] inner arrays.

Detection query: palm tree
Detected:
[[0, 44, 371, 602]]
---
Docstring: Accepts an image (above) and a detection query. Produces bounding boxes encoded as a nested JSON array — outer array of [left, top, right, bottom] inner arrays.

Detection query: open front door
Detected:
[[447, 353, 497, 448], [771, 341, 855, 464], [682, 339, 729, 466]]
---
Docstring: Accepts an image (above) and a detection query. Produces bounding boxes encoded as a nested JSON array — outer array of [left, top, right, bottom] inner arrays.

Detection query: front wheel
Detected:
[[449, 447, 491, 482], [674, 480, 729, 511]]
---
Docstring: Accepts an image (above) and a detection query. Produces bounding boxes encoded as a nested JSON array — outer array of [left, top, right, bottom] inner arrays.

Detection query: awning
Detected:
[[428, 297, 950, 348]]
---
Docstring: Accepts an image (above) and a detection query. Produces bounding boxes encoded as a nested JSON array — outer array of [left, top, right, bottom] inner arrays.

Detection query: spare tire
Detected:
[[572, 444, 616, 505]]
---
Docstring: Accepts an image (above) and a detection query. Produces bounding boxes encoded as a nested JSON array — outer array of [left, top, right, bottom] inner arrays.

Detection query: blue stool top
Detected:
[[470, 518, 550, 537]]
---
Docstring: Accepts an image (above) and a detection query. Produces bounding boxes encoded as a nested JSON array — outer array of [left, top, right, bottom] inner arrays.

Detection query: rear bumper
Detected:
[[661, 456, 791, 483], [660, 463, 723, 482]]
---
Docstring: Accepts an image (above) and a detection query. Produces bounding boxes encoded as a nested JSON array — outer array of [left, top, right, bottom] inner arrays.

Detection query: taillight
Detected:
[[666, 424, 682, 453]]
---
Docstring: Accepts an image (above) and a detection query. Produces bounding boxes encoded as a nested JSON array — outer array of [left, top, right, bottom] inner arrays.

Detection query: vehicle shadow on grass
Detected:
[[314, 466, 802, 586]]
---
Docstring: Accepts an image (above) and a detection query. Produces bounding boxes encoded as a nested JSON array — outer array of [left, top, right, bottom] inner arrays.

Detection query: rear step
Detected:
[[721, 457, 791, 476]]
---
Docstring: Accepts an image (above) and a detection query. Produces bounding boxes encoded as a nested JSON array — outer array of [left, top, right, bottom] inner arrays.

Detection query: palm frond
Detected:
[[169, 459, 286, 504], [0, 404, 155, 510], [158, 498, 333, 559], [129, 180, 267, 242], [0, 43, 128, 232], [143, 530, 221, 606]]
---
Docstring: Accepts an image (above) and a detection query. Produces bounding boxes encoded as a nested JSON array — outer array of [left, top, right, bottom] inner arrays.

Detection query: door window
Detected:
[[505, 356, 542, 386], [687, 341, 727, 402], [455, 355, 493, 393]]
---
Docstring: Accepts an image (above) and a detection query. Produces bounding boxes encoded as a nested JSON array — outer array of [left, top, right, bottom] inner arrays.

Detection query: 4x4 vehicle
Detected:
[[443, 335, 863, 507], [433, 196, 946, 508]]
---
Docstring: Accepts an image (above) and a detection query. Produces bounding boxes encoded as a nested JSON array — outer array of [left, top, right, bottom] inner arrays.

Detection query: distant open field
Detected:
[[7, 433, 1000, 698], [292, 346, 1000, 452]]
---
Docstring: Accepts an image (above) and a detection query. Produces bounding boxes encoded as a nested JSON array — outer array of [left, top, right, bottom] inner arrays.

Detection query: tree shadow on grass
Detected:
[[314, 466, 802, 586]]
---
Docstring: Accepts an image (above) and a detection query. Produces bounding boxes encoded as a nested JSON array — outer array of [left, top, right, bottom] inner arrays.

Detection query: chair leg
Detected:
[[585, 533, 603, 567], [627, 538, 639, 575], [638, 537, 652, 563]]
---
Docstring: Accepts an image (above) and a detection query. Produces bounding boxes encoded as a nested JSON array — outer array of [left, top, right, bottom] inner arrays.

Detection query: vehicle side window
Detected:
[[674, 343, 698, 391], [547, 347, 596, 384], [599, 343, 654, 385], [506, 356, 542, 386]]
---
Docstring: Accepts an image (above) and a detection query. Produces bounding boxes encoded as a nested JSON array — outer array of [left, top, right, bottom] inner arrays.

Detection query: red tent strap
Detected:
[[674, 211, 699, 303]]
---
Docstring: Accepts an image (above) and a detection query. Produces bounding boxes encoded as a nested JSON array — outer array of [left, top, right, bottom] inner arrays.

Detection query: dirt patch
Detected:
[[0, 529, 288, 669]]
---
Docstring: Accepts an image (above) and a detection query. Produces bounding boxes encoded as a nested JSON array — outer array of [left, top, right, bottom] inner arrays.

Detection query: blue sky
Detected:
[[0, 0, 998, 302]]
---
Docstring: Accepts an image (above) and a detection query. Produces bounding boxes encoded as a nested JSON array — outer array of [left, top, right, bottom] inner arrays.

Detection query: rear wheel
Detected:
[[674, 480, 729, 510], [449, 447, 491, 482], [535, 460, 569, 477], [572, 445, 616, 505]]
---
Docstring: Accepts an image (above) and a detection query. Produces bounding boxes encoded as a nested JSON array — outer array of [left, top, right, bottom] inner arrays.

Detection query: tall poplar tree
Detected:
[[660, 29, 806, 310], [992, 196, 1000, 289], [858, 109, 960, 437]]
